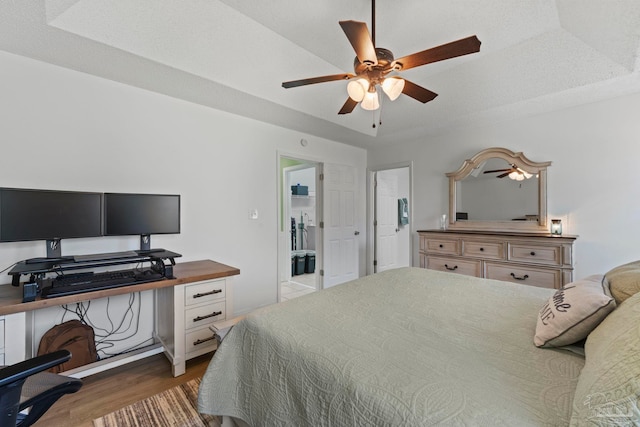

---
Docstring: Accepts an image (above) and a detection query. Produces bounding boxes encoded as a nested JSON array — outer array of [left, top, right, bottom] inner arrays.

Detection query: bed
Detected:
[[198, 266, 640, 426]]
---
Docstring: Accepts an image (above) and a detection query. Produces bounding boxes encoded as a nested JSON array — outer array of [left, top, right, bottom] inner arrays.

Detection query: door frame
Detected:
[[367, 161, 414, 275], [277, 151, 323, 302]]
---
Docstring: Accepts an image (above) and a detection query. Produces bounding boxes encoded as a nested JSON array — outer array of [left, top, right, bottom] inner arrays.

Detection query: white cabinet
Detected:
[[0, 312, 27, 365], [155, 277, 232, 376]]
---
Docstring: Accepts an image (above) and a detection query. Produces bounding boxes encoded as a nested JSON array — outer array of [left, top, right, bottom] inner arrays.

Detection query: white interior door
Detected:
[[323, 163, 358, 287], [375, 171, 399, 272]]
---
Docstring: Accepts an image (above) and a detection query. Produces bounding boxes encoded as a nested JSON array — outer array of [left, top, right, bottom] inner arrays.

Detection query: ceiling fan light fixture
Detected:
[[381, 77, 405, 101], [347, 78, 369, 102], [509, 171, 525, 181], [360, 90, 379, 110]]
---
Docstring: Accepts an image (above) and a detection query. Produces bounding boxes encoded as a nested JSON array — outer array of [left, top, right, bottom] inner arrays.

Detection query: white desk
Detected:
[[0, 260, 239, 377]]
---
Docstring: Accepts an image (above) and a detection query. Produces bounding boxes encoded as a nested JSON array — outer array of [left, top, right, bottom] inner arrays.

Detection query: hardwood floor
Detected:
[[34, 352, 213, 427]]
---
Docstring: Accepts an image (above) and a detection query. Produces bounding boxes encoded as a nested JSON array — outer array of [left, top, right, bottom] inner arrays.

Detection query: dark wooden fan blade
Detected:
[[395, 35, 481, 71], [402, 79, 438, 103], [497, 172, 511, 178], [339, 20, 378, 65], [483, 169, 512, 174], [338, 97, 358, 115], [282, 73, 355, 89]]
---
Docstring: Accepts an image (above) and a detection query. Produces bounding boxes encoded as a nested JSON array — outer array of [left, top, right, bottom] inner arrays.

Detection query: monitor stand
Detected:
[[24, 239, 73, 264], [47, 238, 62, 258], [140, 234, 151, 251]]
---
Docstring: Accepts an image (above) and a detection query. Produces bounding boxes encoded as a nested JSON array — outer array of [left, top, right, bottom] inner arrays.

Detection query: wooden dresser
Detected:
[[418, 230, 577, 289]]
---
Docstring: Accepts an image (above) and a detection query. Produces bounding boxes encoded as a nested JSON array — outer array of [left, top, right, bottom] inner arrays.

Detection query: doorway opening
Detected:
[[279, 158, 321, 302], [368, 164, 412, 274]]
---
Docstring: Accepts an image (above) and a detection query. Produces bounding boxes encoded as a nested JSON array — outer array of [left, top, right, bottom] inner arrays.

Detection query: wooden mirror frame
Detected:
[[446, 147, 551, 233]]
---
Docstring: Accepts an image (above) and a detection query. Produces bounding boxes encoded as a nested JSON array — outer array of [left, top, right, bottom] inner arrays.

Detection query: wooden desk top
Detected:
[[0, 260, 240, 316]]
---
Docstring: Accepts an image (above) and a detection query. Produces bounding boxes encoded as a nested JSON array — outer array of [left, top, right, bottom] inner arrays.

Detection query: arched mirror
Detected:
[[446, 147, 551, 233]]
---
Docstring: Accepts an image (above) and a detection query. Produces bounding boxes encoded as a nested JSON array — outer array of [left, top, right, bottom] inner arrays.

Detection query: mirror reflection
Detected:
[[446, 147, 550, 233], [456, 158, 539, 222]]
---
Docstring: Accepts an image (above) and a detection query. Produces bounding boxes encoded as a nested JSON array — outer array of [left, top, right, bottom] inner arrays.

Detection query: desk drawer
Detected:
[[185, 301, 226, 330], [509, 244, 561, 266], [425, 238, 460, 255], [462, 241, 505, 260], [485, 262, 561, 289], [185, 279, 226, 306], [186, 327, 217, 355], [427, 256, 482, 277]]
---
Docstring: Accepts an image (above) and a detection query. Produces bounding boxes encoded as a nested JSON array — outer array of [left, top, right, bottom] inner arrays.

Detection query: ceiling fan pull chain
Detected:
[[378, 91, 383, 127]]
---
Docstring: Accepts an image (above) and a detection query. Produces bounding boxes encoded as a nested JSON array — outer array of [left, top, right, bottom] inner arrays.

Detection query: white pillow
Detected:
[[534, 275, 616, 348]]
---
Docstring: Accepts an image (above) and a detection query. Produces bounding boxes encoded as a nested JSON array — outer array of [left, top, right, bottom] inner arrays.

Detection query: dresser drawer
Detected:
[[509, 244, 561, 266], [186, 327, 217, 355], [185, 301, 226, 330], [462, 240, 505, 260], [185, 279, 226, 306], [485, 263, 561, 289], [427, 256, 482, 277], [424, 238, 460, 255]]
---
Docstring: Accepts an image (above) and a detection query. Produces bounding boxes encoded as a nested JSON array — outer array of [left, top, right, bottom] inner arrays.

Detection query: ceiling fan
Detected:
[[484, 165, 533, 181], [281, 0, 481, 115]]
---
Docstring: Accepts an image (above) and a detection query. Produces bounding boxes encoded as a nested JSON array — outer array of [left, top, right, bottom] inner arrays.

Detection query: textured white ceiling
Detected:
[[1, 0, 640, 148]]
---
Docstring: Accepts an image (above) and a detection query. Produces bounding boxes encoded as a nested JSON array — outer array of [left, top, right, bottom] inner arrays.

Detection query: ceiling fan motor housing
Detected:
[[354, 47, 397, 85]]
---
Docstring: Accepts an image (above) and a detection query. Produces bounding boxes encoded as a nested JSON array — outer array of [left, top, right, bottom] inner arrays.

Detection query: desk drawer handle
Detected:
[[530, 251, 536, 256], [194, 311, 223, 322], [193, 289, 222, 298], [480, 247, 485, 252], [194, 335, 216, 346], [510, 273, 529, 281], [439, 244, 444, 248], [444, 264, 458, 271]]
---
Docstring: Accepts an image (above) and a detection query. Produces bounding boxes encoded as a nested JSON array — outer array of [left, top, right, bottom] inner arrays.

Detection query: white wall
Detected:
[[368, 91, 640, 279], [0, 50, 367, 318]]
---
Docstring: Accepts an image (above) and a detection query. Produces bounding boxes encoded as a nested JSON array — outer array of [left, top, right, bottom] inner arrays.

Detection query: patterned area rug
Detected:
[[93, 377, 220, 427]]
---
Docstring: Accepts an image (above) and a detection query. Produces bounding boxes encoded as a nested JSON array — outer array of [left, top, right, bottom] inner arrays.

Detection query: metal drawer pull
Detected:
[[194, 335, 216, 346], [530, 251, 536, 256], [444, 264, 458, 271], [193, 289, 222, 298], [439, 244, 444, 248], [510, 273, 529, 281], [194, 311, 223, 322], [480, 247, 484, 251]]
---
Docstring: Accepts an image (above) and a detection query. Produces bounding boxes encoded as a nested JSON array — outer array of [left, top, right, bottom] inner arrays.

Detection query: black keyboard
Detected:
[[40, 269, 166, 298]]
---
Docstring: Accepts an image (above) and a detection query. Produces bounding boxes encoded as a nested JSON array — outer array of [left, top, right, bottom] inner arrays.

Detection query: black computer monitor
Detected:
[[0, 187, 102, 258], [103, 193, 180, 251]]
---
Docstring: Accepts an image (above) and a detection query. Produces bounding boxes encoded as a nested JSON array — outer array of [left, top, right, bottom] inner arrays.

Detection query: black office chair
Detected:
[[0, 350, 83, 427]]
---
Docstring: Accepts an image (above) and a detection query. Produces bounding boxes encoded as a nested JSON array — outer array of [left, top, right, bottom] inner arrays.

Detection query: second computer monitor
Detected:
[[103, 193, 180, 250]]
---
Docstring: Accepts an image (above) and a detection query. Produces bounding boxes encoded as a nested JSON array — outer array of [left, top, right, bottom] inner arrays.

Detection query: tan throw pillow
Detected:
[[534, 275, 616, 347], [570, 291, 640, 425], [603, 260, 640, 304]]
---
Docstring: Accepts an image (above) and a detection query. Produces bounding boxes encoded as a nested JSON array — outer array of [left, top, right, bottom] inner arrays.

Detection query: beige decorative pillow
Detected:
[[603, 260, 640, 304], [570, 291, 640, 425], [534, 275, 616, 347]]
